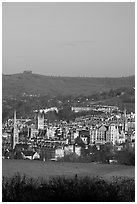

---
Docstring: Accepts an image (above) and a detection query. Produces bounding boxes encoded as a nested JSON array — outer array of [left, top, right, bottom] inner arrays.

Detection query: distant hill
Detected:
[[2, 72, 135, 98]]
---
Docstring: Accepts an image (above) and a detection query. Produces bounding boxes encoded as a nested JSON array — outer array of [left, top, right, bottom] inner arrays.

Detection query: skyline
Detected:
[[2, 71, 135, 78], [2, 2, 135, 77]]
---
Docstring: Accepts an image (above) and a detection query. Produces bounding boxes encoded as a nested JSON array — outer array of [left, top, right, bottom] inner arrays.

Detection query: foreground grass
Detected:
[[3, 173, 135, 202], [3, 159, 135, 179]]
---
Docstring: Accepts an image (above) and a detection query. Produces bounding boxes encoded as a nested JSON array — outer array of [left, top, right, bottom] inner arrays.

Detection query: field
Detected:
[[2, 159, 135, 179]]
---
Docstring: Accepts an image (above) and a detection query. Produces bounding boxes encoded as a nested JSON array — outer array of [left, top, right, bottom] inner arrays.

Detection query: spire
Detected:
[[13, 110, 19, 149]]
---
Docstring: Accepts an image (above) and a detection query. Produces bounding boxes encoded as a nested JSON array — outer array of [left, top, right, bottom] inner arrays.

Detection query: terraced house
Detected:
[[90, 124, 126, 145]]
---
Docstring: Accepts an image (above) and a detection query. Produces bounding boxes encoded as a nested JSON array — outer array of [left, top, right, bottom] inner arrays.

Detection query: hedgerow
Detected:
[[2, 173, 135, 202]]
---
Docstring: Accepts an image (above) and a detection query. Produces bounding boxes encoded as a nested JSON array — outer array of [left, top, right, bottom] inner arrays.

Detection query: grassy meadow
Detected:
[[2, 159, 135, 180]]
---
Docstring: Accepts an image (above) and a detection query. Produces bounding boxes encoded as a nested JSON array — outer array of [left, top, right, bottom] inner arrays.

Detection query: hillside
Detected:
[[2, 72, 135, 98]]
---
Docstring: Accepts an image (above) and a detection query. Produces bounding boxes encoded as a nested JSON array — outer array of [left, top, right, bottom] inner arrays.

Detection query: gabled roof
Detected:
[[22, 151, 36, 156], [98, 125, 107, 132]]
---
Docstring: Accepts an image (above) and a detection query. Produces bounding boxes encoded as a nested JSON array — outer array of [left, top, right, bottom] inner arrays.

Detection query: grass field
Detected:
[[2, 159, 135, 179]]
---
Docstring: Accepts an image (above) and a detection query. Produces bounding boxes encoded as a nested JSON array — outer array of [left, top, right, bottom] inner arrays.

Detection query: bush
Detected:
[[58, 153, 79, 162], [2, 174, 135, 202], [116, 149, 135, 166]]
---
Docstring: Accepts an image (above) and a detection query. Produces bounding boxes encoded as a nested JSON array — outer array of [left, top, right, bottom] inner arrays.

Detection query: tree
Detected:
[[75, 137, 85, 148], [116, 145, 135, 166], [91, 144, 114, 163]]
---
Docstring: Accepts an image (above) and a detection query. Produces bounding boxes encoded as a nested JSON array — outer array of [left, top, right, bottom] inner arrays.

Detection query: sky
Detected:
[[2, 2, 135, 77]]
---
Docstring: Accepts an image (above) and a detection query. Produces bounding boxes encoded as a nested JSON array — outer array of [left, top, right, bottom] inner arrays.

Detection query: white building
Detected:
[[46, 127, 55, 139], [64, 145, 81, 156], [90, 125, 107, 145], [37, 112, 44, 130], [55, 148, 64, 158], [106, 124, 119, 145]]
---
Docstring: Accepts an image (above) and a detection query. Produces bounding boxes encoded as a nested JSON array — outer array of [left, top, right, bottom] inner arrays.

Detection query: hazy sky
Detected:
[[2, 2, 135, 77]]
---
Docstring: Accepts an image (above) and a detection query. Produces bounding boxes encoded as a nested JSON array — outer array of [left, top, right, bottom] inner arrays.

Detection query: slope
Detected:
[[2, 72, 135, 98]]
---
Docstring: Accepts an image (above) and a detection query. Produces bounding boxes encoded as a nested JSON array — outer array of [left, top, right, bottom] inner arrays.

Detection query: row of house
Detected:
[[90, 124, 126, 145], [71, 105, 119, 113], [3, 119, 134, 152], [3, 143, 81, 161]]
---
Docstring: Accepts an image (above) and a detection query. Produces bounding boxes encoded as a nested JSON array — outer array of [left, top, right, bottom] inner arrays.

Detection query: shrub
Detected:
[[2, 174, 135, 202], [116, 149, 135, 165]]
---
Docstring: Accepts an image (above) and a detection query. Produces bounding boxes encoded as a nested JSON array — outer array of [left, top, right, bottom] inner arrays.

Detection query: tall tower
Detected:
[[13, 110, 19, 149], [37, 111, 44, 130]]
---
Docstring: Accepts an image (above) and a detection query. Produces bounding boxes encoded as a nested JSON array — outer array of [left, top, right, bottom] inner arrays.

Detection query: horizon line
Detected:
[[2, 72, 135, 79]]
